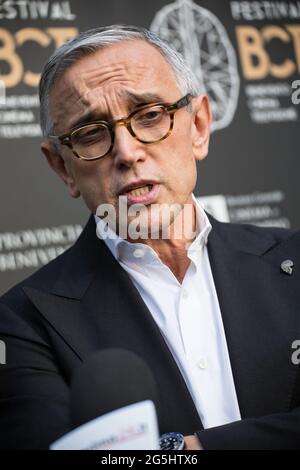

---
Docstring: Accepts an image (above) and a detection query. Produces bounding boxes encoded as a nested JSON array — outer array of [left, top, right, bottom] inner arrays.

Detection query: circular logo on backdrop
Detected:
[[150, 0, 240, 132]]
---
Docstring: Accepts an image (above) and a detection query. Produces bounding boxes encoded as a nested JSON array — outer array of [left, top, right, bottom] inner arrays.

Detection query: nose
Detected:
[[111, 124, 147, 169]]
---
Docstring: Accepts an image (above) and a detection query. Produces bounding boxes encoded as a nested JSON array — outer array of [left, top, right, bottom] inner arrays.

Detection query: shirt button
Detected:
[[182, 289, 188, 299], [133, 248, 144, 258], [196, 358, 208, 370]]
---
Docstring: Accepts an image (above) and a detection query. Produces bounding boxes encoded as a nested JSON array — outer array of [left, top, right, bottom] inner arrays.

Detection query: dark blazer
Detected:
[[0, 214, 300, 449]]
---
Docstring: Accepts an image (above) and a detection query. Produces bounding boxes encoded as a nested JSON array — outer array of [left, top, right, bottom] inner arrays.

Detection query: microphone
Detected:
[[50, 349, 160, 450]]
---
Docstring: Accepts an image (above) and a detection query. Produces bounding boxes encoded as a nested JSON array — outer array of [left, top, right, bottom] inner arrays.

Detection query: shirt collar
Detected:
[[95, 194, 212, 263]]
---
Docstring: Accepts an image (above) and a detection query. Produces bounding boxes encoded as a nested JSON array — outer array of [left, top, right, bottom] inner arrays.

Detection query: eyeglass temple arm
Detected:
[[47, 134, 71, 145], [168, 93, 193, 111]]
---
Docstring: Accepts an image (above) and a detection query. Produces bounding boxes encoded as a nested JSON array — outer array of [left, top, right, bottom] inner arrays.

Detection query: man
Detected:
[[0, 25, 299, 450]]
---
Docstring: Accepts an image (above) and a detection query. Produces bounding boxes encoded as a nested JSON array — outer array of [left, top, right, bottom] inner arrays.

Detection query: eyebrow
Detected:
[[67, 91, 165, 130]]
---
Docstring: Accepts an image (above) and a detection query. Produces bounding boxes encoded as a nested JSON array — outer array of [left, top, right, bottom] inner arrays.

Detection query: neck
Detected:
[[129, 195, 197, 284]]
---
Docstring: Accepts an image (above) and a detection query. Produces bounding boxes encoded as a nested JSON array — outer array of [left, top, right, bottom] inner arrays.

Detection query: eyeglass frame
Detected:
[[47, 93, 194, 161]]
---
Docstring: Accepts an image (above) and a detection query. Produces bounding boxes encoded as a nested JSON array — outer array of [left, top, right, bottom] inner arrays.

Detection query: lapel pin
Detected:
[[281, 259, 294, 275]]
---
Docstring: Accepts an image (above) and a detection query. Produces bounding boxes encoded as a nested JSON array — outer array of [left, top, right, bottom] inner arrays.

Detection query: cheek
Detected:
[[160, 149, 197, 202], [73, 162, 111, 204], [169, 120, 194, 160], [164, 132, 196, 180]]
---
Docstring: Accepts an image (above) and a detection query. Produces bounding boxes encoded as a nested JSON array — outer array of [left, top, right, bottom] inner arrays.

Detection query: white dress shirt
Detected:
[[95, 195, 241, 429]]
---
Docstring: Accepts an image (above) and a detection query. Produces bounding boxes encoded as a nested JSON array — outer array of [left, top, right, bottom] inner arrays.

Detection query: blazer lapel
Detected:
[[23, 213, 300, 429], [207, 216, 300, 419], [23, 215, 202, 435]]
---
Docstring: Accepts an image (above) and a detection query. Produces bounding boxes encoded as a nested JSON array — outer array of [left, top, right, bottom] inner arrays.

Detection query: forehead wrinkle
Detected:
[[78, 62, 148, 87], [50, 71, 94, 131], [56, 82, 177, 133], [74, 83, 134, 118], [51, 42, 180, 132], [65, 63, 142, 112], [52, 91, 87, 133], [54, 86, 128, 131], [85, 85, 165, 114], [65, 84, 165, 130]]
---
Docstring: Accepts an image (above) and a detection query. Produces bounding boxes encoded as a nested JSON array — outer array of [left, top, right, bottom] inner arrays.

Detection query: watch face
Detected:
[[159, 432, 185, 450]]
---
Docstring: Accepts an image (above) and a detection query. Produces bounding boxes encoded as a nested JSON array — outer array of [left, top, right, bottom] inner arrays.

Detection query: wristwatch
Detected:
[[159, 432, 185, 450]]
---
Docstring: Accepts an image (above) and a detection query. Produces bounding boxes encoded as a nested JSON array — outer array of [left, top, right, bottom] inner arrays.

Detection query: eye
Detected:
[[135, 107, 165, 126], [142, 110, 161, 120], [73, 125, 108, 144]]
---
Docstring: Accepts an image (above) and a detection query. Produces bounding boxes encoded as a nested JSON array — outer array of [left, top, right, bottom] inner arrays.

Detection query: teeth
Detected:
[[127, 184, 153, 196]]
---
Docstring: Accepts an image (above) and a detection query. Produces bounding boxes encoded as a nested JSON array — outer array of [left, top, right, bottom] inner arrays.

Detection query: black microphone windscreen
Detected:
[[70, 349, 158, 429]]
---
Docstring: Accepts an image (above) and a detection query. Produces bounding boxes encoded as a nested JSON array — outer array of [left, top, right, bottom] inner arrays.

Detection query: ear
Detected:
[[41, 141, 80, 198], [191, 95, 212, 161]]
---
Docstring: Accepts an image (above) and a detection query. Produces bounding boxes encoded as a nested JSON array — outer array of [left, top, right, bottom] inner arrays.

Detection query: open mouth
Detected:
[[120, 183, 161, 205], [125, 184, 153, 196]]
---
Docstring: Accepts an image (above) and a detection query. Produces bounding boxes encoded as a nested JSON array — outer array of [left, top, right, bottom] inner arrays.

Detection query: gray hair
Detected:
[[39, 24, 202, 137]]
